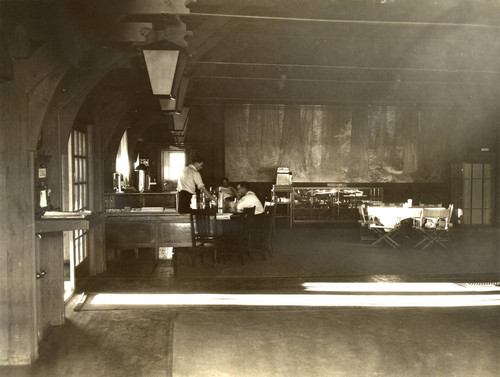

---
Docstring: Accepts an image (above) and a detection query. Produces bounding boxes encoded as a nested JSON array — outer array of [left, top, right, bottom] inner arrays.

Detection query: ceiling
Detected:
[[1, 0, 499, 134], [182, 0, 499, 106]]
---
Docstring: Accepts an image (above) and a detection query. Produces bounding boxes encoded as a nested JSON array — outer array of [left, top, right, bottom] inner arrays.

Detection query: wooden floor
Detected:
[[2, 225, 499, 377], [170, 225, 500, 279]]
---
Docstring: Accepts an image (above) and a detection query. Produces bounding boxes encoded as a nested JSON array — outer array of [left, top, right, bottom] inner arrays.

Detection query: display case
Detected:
[[292, 185, 383, 223]]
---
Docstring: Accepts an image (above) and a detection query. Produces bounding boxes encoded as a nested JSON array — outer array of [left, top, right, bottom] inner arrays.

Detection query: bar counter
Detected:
[[104, 191, 177, 210], [105, 210, 191, 261]]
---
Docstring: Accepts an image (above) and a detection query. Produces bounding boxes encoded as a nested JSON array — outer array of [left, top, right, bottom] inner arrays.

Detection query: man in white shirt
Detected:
[[177, 157, 216, 213], [236, 182, 264, 215]]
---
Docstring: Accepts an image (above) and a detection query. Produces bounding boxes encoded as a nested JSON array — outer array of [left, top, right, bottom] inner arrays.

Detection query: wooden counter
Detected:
[[104, 192, 177, 210], [35, 213, 104, 233], [105, 212, 192, 261]]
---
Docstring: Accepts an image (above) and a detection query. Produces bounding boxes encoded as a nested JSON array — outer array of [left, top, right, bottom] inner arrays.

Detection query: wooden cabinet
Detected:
[[451, 163, 494, 224], [105, 213, 192, 261]]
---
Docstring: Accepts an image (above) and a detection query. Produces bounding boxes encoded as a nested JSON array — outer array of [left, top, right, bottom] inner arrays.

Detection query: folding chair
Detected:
[[359, 205, 400, 249], [414, 204, 453, 250], [358, 205, 379, 243]]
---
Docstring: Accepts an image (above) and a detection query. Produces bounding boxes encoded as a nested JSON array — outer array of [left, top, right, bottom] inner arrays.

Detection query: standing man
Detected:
[[236, 182, 264, 215], [177, 156, 216, 213]]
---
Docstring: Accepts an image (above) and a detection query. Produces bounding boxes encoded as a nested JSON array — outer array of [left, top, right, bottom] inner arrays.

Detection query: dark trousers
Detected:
[[178, 190, 193, 214]]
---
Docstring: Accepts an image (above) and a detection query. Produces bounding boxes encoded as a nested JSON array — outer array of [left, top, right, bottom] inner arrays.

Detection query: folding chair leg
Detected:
[[172, 251, 178, 277], [372, 235, 399, 248], [415, 229, 447, 250], [370, 228, 400, 248]]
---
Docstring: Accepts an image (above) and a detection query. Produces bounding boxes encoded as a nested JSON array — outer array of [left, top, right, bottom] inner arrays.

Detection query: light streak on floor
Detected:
[[89, 292, 500, 308], [302, 282, 500, 292]]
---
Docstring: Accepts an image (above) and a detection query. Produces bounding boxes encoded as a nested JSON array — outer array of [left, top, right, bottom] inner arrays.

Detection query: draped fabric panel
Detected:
[[225, 104, 454, 183]]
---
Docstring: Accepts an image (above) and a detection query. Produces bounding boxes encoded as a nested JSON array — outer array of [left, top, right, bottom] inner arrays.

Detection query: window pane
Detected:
[[70, 130, 89, 266]]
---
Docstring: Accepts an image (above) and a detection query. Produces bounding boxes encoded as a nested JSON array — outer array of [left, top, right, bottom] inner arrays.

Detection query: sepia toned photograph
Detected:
[[1, 0, 499, 376]]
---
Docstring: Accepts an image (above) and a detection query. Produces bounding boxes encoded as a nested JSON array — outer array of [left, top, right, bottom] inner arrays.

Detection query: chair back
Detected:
[[242, 206, 256, 215], [358, 204, 367, 223], [443, 204, 453, 229], [421, 205, 452, 230], [422, 207, 448, 219], [264, 204, 276, 232], [240, 206, 256, 231], [189, 209, 217, 246]]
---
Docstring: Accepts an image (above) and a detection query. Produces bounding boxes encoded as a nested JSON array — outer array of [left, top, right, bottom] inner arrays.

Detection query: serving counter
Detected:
[[104, 192, 177, 210], [105, 211, 191, 261]]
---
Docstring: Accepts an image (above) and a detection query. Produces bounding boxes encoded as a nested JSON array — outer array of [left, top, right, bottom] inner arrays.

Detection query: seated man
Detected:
[[236, 182, 264, 215]]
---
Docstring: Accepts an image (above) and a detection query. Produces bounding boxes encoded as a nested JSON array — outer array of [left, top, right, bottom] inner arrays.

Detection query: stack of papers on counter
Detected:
[[130, 207, 164, 212], [141, 207, 165, 212], [216, 213, 232, 220], [42, 210, 92, 219]]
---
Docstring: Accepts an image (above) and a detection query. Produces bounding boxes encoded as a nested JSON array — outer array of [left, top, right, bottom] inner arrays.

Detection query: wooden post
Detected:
[[0, 79, 38, 365]]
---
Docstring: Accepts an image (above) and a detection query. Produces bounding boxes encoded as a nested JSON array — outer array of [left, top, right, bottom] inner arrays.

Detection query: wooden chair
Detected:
[[242, 206, 256, 215], [217, 207, 255, 265], [248, 204, 276, 260], [187, 208, 220, 267]]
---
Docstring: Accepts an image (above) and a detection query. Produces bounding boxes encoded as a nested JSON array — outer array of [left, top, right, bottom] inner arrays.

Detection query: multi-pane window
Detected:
[[72, 130, 88, 211], [70, 130, 88, 266]]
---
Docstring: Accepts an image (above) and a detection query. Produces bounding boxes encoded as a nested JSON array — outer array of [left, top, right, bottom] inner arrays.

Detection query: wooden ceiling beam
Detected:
[[185, 12, 498, 29], [186, 0, 498, 27], [115, 0, 195, 16], [105, 22, 153, 42], [189, 75, 499, 86], [188, 61, 500, 81], [186, 3, 247, 60], [187, 78, 499, 105], [200, 37, 499, 73], [213, 22, 499, 43]]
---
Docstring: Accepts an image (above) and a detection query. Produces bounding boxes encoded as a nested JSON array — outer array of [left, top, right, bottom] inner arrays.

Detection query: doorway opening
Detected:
[[64, 129, 89, 301], [161, 149, 185, 191]]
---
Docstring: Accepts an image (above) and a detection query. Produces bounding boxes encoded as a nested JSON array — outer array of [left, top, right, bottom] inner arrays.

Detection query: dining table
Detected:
[[364, 205, 446, 248]]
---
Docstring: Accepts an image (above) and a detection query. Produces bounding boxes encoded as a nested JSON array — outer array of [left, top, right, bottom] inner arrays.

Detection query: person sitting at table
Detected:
[[236, 182, 264, 215], [220, 177, 237, 201]]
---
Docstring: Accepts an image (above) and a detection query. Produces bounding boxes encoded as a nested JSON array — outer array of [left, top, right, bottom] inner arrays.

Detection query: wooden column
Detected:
[[0, 76, 38, 365], [87, 125, 106, 275], [496, 120, 500, 224]]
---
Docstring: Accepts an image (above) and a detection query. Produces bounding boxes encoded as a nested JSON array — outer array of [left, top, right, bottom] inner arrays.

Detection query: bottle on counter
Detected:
[[217, 186, 224, 214], [199, 191, 205, 209]]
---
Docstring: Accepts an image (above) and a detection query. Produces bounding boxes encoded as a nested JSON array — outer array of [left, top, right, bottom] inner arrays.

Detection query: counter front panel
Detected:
[[105, 213, 191, 261]]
